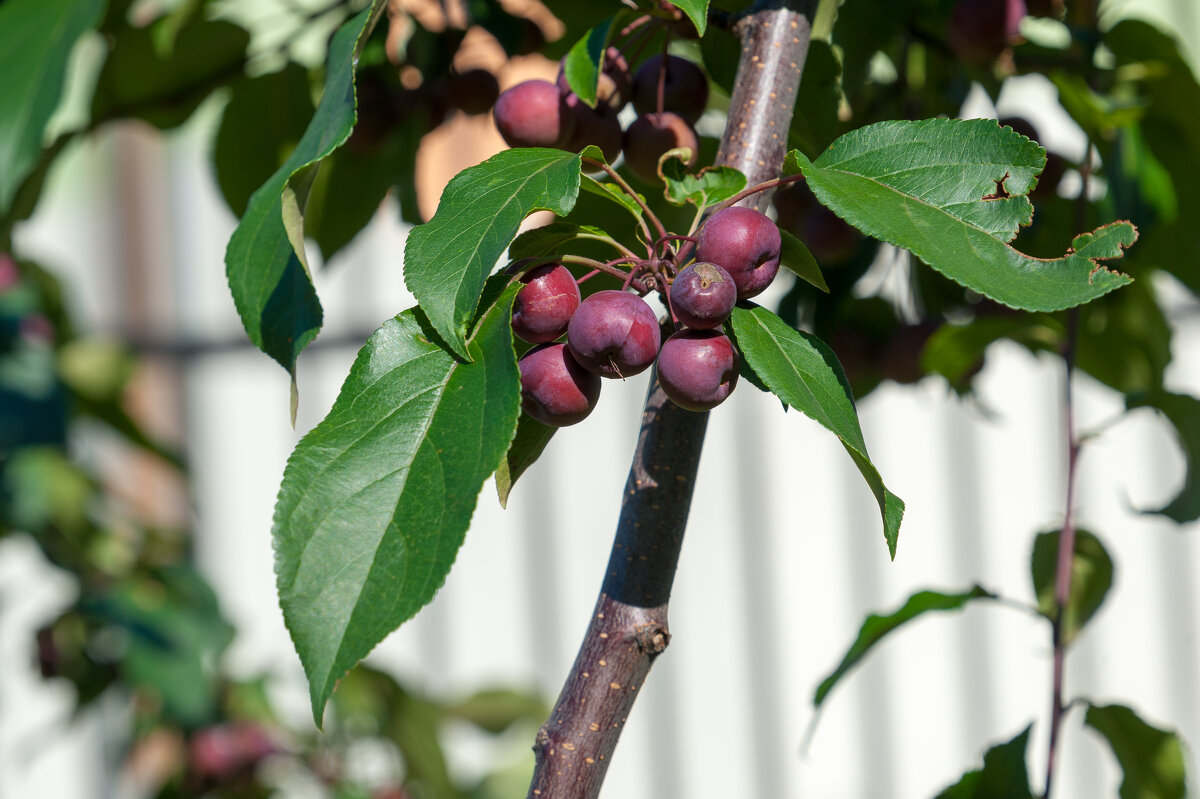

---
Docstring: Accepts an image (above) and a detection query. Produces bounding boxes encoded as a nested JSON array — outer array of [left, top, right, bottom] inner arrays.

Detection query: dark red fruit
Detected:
[[695, 206, 782, 300], [519, 343, 601, 426], [561, 94, 623, 165], [567, 290, 662, 378], [948, 0, 1026, 65], [622, 112, 698, 184], [656, 330, 740, 411], [556, 47, 632, 111], [670, 262, 737, 329], [447, 69, 500, 115], [512, 263, 581, 343], [493, 79, 574, 148], [632, 55, 709, 122]]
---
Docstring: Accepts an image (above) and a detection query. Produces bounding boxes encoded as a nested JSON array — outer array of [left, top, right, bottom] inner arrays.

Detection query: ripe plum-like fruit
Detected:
[[670, 262, 737, 329], [519, 343, 601, 427], [632, 55, 709, 122], [948, 0, 1026, 65], [493, 79, 573, 148], [556, 47, 632, 111], [562, 94, 623, 165], [511, 264, 581, 343], [695, 206, 782, 300], [567, 290, 662, 378], [622, 112, 698, 184], [656, 330, 740, 411]]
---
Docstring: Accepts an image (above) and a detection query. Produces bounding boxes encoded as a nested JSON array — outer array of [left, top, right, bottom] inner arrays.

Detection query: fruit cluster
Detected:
[[493, 47, 709, 184], [513, 204, 787, 426]]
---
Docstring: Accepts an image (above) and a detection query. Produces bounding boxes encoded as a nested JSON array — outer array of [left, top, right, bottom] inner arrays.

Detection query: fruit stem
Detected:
[[585, 158, 670, 249], [560, 254, 649, 292], [713, 172, 806, 216]]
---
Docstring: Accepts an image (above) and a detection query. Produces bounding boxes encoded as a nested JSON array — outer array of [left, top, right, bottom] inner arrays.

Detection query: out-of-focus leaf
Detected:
[[814, 585, 994, 708], [1127, 391, 1200, 524], [444, 688, 548, 734], [214, 63, 315, 217], [787, 40, 842, 158], [1105, 21, 1200, 297], [1085, 704, 1188, 799], [403, 148, 582, 359], [273, 287, 522, 725], [0, 0, 104, 216], [91, 18, 250, 129], [731, 303, 903, 557], [787, 120, 1137, 311], [1030, 528, 1114, 646], [224, 5, 385, 379], [85, 566, 233, 726], [936, 725, 1036, 799], [922, 314, 1060, 392]]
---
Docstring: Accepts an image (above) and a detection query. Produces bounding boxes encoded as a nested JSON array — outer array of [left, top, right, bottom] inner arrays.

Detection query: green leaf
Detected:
[[936, 725, 1035, 799], [214, 63, 315, 217], [1127, 391, 1200, 524], [814, 585, 994, 709], [224, 5, 384, 378], [778, 227, 828, 292], [495, 414, 556, 508], [670, 0, 709, 36], [1085, 704, 1188, 799], [0, 0, 104, 216], [443, 687, 549, 734], [509, 222, 612, 260], [581, 173, 645, 223], [91, 18, 250, 129], [922, 315, 1060, 392], [787, 119, 1137, 311], [660, 156, 746, 208], [1030, 529, 1114, 647], [562, 19, 617, 108], [273, 285, 522, 725], [403, 148, 582, 360], [730, 303, 904, 557]]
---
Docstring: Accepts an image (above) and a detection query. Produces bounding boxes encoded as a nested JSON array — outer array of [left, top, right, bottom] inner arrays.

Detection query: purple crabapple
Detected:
[[669, 262, 737, 330], [631, 55, 709, 122], [511, 263, 581, 343], [695, 206, 782, 299], [656, 330, 740, 411], [493, 79, 574, 148], [567, 290, 662, 378], [519, 343, 602, 426], [622, 112, 698, 184]]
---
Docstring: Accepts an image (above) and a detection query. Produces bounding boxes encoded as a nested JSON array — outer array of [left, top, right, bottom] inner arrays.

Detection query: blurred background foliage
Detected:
[[1, 0, 1199, 795]]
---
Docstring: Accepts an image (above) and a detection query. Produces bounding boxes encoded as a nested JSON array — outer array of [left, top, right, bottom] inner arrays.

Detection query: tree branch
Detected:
[[526, 4, 814, 797]]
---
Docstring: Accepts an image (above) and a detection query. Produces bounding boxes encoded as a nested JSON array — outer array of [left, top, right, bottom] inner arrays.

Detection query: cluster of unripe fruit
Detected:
[[513, 205, 784, 426], [492, 49, 708, 184]]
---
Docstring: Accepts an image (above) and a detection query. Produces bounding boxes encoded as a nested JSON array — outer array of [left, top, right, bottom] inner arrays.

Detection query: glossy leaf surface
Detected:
[[730, 304, 904, 557], [225, 5, 383, 377], [403, 148, 582, 359], [273, 286, 522, 724], [787, 119, 1136, 311]]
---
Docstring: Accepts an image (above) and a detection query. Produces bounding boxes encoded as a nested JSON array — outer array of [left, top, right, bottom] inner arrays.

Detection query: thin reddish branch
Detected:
[[526, 4, 815, 798]]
